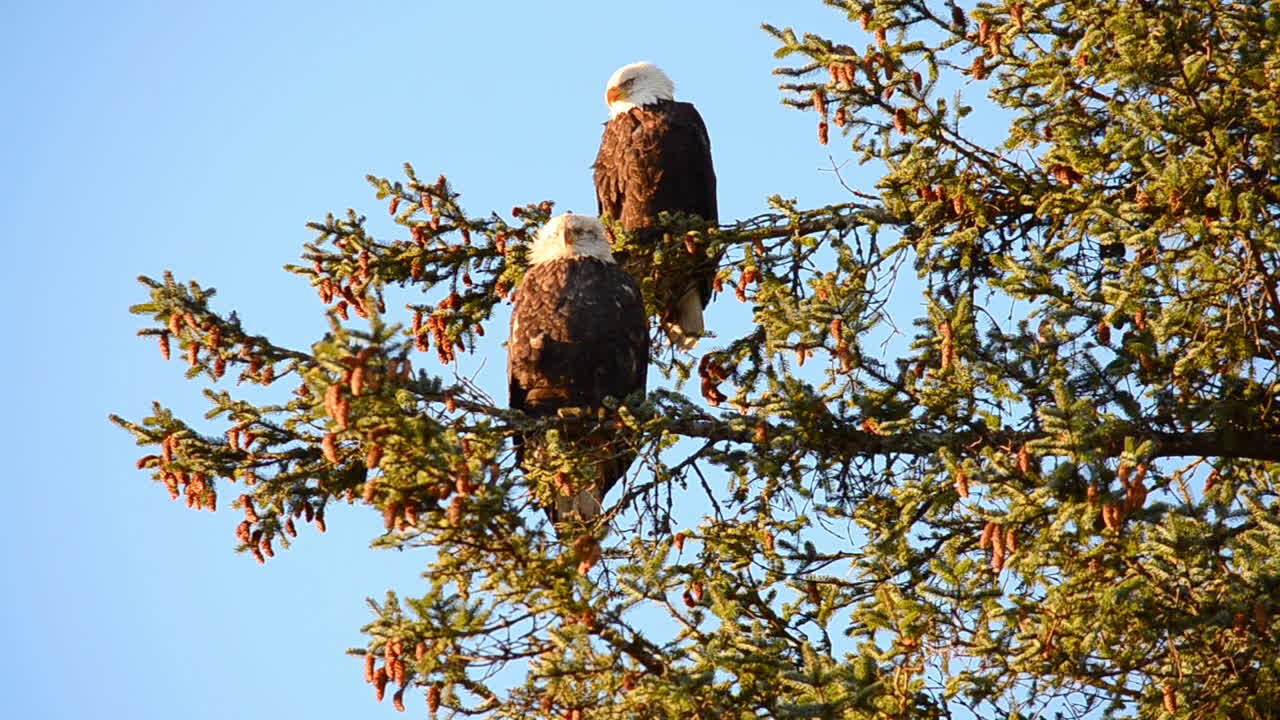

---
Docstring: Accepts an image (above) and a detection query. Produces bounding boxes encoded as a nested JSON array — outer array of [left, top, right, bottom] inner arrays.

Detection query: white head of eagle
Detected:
[[605, 62, 675, 118], [528, 213, 617, 265]]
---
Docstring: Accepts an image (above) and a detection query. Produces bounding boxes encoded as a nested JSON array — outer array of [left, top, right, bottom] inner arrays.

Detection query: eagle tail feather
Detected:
[[539, 429, 632, 535], [665, 289, 704, 351], [554, 488, 604, 525]]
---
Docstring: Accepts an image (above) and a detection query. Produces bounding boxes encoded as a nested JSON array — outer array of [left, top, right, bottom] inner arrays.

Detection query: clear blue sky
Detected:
[[1, 2, 892, 718]]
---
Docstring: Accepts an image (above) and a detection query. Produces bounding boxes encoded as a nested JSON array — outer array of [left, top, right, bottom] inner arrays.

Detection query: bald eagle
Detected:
[[508, 214, 649, 529], [594, 62, 718, 351]]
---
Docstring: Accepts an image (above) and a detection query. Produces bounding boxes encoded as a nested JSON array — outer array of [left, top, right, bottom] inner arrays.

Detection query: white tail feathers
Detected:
[[664, 288, 705, 351], [554, 488, 604, 524]]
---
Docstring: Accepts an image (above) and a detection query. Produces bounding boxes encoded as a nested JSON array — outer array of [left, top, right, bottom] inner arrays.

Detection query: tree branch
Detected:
[[664, 413, 1280, 463]]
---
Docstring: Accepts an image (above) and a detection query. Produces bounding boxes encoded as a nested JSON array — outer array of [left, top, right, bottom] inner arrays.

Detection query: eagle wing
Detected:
[[508, 257, 649, 526]]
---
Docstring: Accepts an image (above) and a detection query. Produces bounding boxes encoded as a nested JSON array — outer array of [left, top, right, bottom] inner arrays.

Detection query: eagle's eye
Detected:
[[623, 77, 637, 87]]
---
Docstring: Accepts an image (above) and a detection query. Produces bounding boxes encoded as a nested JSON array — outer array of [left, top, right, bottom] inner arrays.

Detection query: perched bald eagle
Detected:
[[508, 214, 649, 529], [594, 62, 718, 350]]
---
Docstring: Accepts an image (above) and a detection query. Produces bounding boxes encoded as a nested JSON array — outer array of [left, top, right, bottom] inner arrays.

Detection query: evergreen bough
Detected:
[[114, 1, 1280, 717]]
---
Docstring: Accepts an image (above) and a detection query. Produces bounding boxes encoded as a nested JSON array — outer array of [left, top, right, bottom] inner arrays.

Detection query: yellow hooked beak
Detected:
[[606, 85, 626, 104]]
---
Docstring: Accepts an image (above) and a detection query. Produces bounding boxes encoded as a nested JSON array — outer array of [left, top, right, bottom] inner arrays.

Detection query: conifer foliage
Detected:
[[115, 1, 1280, 717]]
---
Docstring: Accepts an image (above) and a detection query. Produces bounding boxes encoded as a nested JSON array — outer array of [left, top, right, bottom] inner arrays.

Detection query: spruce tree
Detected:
[[114, 1, 1280, 717]]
